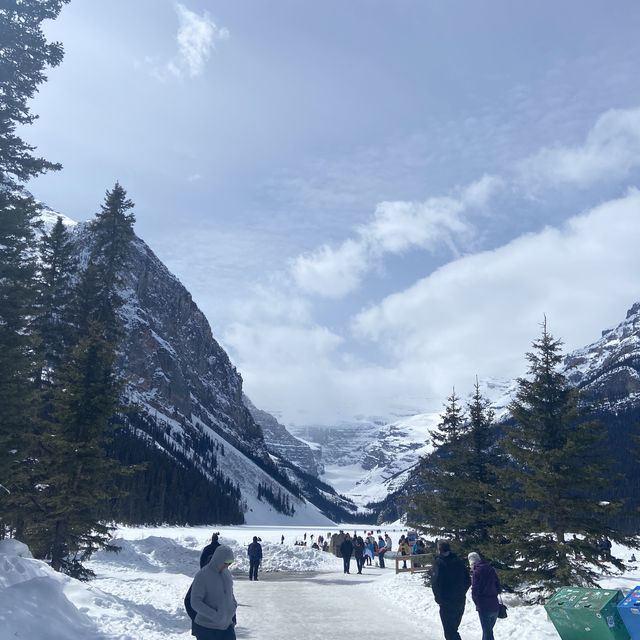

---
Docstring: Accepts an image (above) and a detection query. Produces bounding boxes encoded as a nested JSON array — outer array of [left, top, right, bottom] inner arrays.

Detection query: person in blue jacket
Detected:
[[247, 536, 263, 581]]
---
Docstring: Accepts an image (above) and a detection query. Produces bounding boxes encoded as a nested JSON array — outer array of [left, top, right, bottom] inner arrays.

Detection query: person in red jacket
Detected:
[[468, 552, 501, 640]]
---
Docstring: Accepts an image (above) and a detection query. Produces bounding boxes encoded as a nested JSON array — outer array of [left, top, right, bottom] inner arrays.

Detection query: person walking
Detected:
[[247, 536, 263, 581], [200, 533, 221, 568], [468, 552, 501, 640], [431, 540, 471, 640], [353, 536, 365, 574], [190, 545, 237, 640], [377, 535, 387, 568], [340, 534, 354, 574]]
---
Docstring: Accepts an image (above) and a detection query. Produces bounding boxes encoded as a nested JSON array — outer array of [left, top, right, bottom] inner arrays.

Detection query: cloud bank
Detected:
[[224, 107, 640, 425]]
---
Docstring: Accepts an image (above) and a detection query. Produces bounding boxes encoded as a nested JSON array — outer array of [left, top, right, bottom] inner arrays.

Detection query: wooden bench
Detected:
[[394, 553, 433, 574]]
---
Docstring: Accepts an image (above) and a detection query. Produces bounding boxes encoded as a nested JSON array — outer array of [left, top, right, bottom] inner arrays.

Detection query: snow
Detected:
[[3, 525, 640, 640]]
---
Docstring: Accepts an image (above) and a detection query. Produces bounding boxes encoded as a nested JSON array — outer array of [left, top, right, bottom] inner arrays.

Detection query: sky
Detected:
[[26, 0, 640, 425]]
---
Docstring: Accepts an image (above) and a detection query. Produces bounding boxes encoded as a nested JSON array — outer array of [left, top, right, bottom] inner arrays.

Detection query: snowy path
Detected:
[[233, 570, 429, 640], [86, 561, 431, 640]]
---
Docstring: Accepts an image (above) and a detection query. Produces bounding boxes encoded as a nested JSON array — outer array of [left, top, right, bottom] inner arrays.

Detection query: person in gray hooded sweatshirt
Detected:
[[190, 545, 238, 640]]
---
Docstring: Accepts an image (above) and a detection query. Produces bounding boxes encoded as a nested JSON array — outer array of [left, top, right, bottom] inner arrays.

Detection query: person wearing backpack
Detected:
[[431, 540, 471, 640], [200, 533, 221, 568], [468, 552, 501, 640]]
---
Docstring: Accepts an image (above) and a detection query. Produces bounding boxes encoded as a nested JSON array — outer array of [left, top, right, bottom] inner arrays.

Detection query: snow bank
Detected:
[[0, 540, 109, 640], [90, 533, 341, 575]]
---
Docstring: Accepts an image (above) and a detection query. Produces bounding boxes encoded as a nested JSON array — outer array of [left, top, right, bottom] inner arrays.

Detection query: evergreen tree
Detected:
[[460, 378, 502, 550], [0, 0, 69, 537], [0, 0, 69, 187], [36, 216, 76, 384], [31, 184, 136, 578], [430, 388, 465, 449], [493, 320, 633, 595], [409, 389, 469, 543], [409, 385, 501, 556], [0, 191, 42, 537]]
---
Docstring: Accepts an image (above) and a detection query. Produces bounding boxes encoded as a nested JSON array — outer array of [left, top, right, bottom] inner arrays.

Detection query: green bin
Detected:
[[545, 587, 629, 640]]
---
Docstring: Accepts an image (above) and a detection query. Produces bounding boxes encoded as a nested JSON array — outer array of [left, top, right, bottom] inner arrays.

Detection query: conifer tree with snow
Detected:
[[409, 384, 502, 556], [32, 184, 136, 578], [409, 389, 469, 544], [493, 319, 633, 596]]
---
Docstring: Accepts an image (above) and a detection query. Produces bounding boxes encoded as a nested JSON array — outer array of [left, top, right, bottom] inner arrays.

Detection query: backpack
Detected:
[[184, 585, 196, 621]]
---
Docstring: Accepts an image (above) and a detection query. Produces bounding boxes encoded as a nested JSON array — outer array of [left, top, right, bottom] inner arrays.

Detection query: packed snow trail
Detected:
[[233, 570, 428, 640]]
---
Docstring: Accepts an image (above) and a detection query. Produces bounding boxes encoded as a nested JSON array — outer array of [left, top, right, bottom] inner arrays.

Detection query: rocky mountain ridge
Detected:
[[41, 210, 345, 525]]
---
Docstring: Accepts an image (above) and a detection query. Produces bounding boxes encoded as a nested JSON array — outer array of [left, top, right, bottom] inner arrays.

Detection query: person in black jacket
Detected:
[[339, 534, 354, 574], [353, 536, 365, 574], [200, 533, 221, 568], [431, 540, 471, 640], [247, 536, 263, 581]]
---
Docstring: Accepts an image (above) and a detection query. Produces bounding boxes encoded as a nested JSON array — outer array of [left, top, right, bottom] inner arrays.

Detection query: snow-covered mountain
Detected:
[[244, 395, 322, 476], [291, 303, 640, 519], [565, 301, 640, 409], [41, 210, 335, 526], [290, 415, 439, 509]]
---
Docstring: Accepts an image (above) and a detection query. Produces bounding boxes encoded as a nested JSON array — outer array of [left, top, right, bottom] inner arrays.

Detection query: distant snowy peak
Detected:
[[565, 301, 640, 407], [243, 395, 322, 476], [37, 203, 77, 230]]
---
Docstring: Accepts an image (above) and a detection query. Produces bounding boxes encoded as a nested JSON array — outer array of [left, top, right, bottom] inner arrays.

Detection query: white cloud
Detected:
[[230, 191, 640, 424], [290, 240, 369, 298], [363, 197, 470, 255], [519, 107, 640, 188], [149, 3, 229, 81], [352, 190, 640, 403], [289, 175, 503, 298]]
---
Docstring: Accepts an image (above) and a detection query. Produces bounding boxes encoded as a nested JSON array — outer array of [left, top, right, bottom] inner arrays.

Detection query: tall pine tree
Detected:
[[32, 184, 136, 578], [36, 216, 76, 385], [0, 0, 69, 536], [0, 192, 42, 537], [409, 389, 469, 543], [409, 384, 501, 556], [493, 320, 634, 596]]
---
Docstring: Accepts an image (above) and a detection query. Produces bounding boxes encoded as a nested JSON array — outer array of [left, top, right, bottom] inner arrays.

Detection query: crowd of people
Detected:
[[184, 530, 503, 640]]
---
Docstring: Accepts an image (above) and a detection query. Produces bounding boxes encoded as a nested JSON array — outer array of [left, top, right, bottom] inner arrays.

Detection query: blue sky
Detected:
[[28, 1, 640, 424]]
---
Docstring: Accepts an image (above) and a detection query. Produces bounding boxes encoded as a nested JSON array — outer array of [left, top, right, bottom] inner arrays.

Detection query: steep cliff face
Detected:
[[118, 235, 264, 455], [47, 216, 334, 526], [244, 395, 322, 476]]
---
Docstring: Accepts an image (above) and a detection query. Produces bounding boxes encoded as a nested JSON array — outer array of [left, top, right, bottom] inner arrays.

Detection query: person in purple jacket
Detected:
[[468, 552, 501, 640]]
